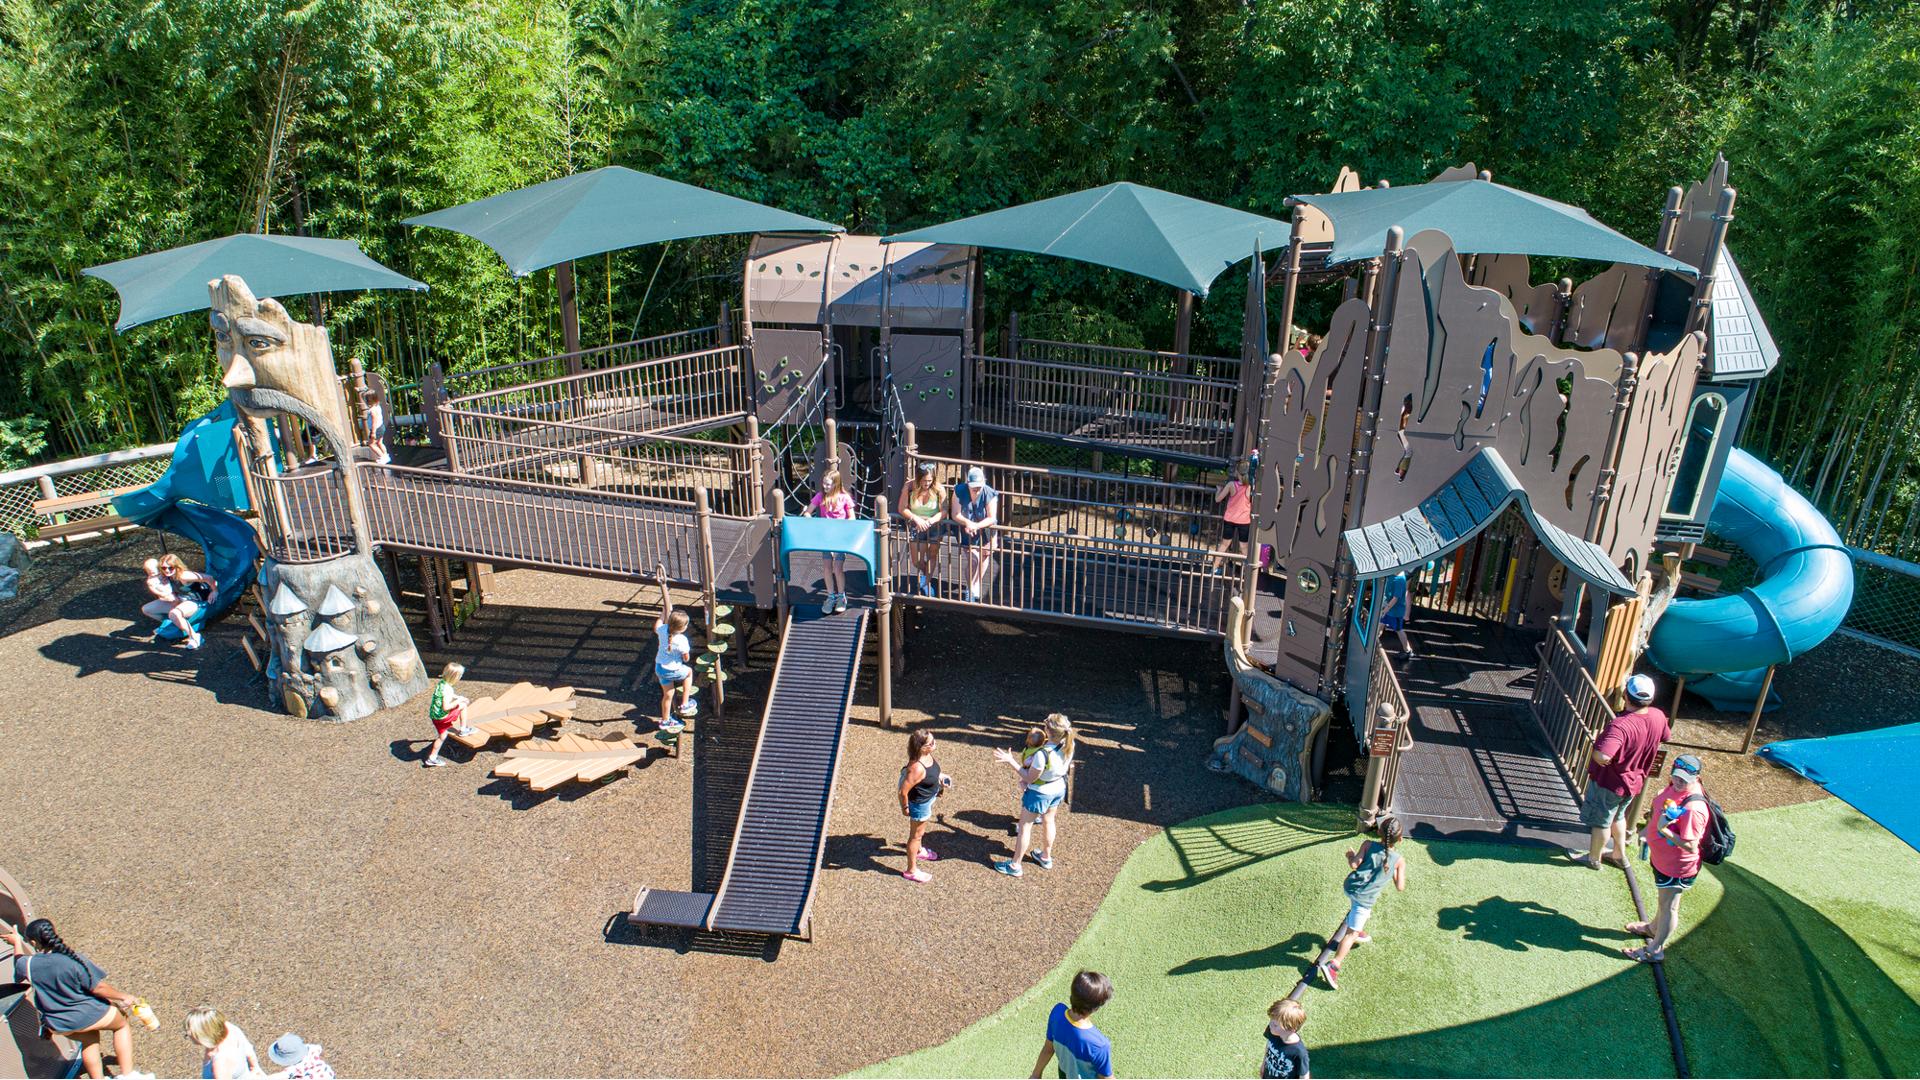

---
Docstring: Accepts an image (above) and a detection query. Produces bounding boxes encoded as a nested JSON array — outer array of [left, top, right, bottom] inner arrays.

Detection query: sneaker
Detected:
[[903, 869, 932, 883], [968, 584, 982, 602], [833, 594, 848, 614], [454, 725, 479, 737], [423, 756, 447, 768], [677, 701, 698, 719], [991, 859, 1024, 878], [917, 848, 939, 862], [1318, 960, 1340, 990], [821, 597, 835, 615], [658, 717, 686, 734], [917, 573, 929, 595], [1348, 930, 1372, 945], [1029, 852, 1054, 871], [185, 634, 202, 651]]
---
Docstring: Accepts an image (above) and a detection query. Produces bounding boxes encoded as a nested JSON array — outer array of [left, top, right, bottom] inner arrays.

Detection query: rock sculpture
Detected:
[[1207, 629, 1333, 801]]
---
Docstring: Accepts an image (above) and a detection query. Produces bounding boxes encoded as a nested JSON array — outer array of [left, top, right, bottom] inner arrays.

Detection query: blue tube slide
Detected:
[[1646, 447, 1854, 711], [111, 401, 260, 639]]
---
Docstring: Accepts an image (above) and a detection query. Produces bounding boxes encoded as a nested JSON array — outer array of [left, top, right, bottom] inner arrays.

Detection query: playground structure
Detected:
[[65, 153, 1857, 940], [0, 869, 77, 1079]]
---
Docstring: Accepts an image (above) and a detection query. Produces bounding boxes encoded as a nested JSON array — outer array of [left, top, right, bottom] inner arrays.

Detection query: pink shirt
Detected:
[[1223, 480, 1252, 525], [1645, 782, 1709, 878], [809, 491, 855, 519]]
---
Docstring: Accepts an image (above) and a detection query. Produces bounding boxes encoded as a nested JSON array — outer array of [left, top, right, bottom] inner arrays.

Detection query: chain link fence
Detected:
[[0, 445, 175, 540], [1839, 547, 1920, 658]]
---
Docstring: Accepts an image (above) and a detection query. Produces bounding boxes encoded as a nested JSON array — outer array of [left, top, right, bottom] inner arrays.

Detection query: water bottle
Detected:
[[131, 1000, 158, 1030], [1638, 839, 1649, 863]]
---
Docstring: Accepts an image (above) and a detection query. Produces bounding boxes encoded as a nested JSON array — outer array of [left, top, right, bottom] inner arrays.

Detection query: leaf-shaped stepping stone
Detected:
[[493, 731, 646, 792], [450, 683, 579, 750]]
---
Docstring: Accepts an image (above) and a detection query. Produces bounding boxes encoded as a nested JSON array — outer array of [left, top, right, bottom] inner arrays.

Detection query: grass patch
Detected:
[[860, 799, 1920, 1078]]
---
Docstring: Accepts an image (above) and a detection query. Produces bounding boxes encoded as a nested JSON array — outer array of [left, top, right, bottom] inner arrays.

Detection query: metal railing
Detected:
[[247, 463, 357, 564], [440, 412, 765, 518], [1530, 626, 1614, 780], [1019, 337, 1242, 382], [1, 443, 176, 539], [1360, 643, 1414, 823], [905, 449, 1225, 549], [442, 343, 748, 437], [361, 464, 707, 582], [973, 353, 1240, 463], [439, 324, 727, 402]]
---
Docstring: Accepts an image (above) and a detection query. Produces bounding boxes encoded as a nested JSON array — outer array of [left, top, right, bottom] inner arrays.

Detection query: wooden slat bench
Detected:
[[31, 485, 144, 543]]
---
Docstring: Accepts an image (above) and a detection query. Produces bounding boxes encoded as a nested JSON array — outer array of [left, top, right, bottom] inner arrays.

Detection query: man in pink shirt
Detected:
[[1626, 754, 1709, 962], [1569, 674, 1670, 870]]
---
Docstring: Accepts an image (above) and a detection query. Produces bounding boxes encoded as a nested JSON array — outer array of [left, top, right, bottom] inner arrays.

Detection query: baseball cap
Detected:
[[1625, 674, 1656, 703], [966, 466, 986, 488], [1672, 753, 1703, 777]]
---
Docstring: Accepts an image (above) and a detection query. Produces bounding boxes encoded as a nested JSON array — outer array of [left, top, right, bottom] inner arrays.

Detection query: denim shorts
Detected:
[[907, 797, 936, 822], [1022, 786, 1065, 815], [1653, 870, 1697, 892], [1580, 781, 1632, 829], [1344, 901, 1375, 933], [657, 666, 691, 688]]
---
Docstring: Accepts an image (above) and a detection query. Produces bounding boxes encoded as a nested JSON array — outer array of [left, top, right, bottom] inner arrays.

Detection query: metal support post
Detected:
[[874, 495, 894, 728], [771, 488, 789, 631], [694, 487, 725, 724]]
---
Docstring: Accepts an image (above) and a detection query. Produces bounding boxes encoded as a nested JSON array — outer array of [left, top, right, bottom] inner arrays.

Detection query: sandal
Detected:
[[1622, 945, 1664, 963], [1625, 921, 1654, 938]]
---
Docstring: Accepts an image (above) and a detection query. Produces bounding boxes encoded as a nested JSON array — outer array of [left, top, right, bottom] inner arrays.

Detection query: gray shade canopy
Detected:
[[885, 182, 1288, 296], [84, 234, 427, 331], [1292, 178, 1696, 276], [403, 166, 842, 276]]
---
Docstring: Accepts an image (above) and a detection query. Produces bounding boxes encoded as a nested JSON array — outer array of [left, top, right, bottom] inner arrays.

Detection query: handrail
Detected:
[[981, 352, 1242, 390], [447, 344, 744, 406], [1359, 641, 1413, 823], [369, 461, 699, 510], [438, 324, 725, 398], [441, 407, 757, 453], [1020, 336, 1242, 371], [0, 442, 175, 487], [908, 448, 1217, 493], [1529, 626, 1614, 780]]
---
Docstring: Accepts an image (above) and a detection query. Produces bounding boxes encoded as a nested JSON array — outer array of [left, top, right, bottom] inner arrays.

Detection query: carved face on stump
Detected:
[[208, 274, 353, 446]]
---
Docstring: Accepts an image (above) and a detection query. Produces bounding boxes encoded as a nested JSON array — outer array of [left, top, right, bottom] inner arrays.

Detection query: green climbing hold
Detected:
[[713, 604, 734, 617], [706, 641, 729, 654], [710, 623, 737, 637]]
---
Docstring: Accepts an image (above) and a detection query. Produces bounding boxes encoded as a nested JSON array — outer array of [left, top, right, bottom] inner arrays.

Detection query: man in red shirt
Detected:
[[1568, 674, 1670, 870]]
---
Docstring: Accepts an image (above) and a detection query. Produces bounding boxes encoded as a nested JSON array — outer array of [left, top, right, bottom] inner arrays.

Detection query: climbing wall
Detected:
[[891, 333, 964, 430], [751, 328, 830, 425]]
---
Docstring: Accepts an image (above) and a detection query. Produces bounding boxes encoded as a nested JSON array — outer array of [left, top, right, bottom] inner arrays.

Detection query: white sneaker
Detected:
[[677, 702, 698, 719], [186, 634, 202, 650], [968, 584, 981, 602], [454, 725, 479, 737], [833, 594, 849, 614], [821, 597, 835, 615]]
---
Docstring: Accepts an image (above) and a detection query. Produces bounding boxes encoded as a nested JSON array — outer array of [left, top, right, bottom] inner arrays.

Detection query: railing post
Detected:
[[746, 416, 764, 516], [771, 487, 789, 631], [875, 494, 894, 728], [695, 486, 725, 724], [441, 404, 463, 473], [824, 416, 839, 480]]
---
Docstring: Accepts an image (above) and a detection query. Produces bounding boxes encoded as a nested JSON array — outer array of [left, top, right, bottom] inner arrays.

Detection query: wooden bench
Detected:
[[30, 485, 144, 543]]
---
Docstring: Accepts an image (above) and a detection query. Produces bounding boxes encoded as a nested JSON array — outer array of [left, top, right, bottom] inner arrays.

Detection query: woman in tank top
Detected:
[[898, 730, 950, 882], [901, 462, 946, 597]]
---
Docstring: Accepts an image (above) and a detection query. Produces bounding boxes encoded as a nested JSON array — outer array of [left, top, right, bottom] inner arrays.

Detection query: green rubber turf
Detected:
[[857, 799, 1920, 1078]]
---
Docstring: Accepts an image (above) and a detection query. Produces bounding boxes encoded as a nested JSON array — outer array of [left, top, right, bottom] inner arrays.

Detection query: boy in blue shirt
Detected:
[[1031, 970, 1113, 1078]]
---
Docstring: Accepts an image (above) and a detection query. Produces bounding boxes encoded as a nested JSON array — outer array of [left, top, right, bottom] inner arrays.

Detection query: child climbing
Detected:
[[423, 662, 477, 767], [1317, 815, 1407, 990], [1211, 460, 1253, 569], [992, 714, 1075, 878], [805, 469, 857, 614], [652, 565, 698, 733]]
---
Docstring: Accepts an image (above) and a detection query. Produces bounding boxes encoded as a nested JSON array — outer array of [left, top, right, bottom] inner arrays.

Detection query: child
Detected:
[[1317, 815, 1406, 990], [1212, 460, 1253, 569], [1030, 970, 1113, 1079], [363, 386, 391, 465], [1380, 571, 1414, 659], [652, 566, 698, 732], [1261, 998, 1310, 1079], [805, 469, 857, 614], [992, 715, 1074, 877], [423, 662, 477, 767]]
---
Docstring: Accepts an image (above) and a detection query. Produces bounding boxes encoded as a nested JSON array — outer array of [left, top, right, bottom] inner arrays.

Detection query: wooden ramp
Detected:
[[493, 731, 648, 792]]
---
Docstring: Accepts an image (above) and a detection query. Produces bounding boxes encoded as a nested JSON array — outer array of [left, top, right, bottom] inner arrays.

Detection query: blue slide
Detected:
[[1646, 447, 1854, 710], [111, 401, 260, 639]]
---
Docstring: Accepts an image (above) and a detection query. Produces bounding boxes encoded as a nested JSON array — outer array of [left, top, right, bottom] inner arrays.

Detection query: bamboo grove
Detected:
[[1, 0, 1916, 554]]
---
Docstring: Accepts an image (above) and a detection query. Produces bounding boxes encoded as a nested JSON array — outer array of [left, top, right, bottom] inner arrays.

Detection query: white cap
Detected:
[[966, 466, 986, 488], [1625, 673, 1656, 703]]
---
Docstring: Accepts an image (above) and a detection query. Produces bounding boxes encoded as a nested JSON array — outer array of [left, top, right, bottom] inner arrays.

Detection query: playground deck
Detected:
[[1390, 611, 1585, 846]]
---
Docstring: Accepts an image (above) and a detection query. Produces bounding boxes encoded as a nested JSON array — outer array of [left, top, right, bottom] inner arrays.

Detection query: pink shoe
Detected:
[[903, 869, 931, 883], [917, 848, 939, 862]]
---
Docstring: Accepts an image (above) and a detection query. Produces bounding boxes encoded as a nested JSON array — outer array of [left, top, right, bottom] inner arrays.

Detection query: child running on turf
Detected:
[[1260, 998, 1310, 1079], [422, 662, 477, 768], [1030, 970, 1113, 1079], [805, 469, 857, 614], [1316, 815, 1407, 990], [652, 565, 697, 733]]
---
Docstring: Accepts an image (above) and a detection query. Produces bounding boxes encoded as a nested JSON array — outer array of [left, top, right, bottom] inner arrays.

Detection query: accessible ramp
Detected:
[[112, 401, 260, 638], [630, 606, 869, 939], [1646, 447, 1854, 710]]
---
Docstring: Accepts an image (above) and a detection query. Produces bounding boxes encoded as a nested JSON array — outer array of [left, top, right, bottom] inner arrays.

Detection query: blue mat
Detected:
[[1759, 723, 1920, 855]]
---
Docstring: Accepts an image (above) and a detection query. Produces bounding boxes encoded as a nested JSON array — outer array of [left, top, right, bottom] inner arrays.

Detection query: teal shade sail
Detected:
[[404, 166, 842, 275], [1292, 178, 1696, 275], [885, 183, 1287, 296], [84, 234, 427, 331]]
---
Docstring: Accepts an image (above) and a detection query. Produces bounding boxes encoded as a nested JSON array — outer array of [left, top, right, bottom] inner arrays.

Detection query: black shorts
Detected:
[[1222, 521, 1249, 543]]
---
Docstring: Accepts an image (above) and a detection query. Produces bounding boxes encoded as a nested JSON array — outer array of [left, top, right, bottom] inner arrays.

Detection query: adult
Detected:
[[1211, 461, 1253, 569], [187, 1007, 263, 1080], [1568, 673, 1670, 870], [992, 714, 1075, 878], [1626, 754, 1710, 963], [901, 462, 946, 597], [1029, 970, 1113, 1079], [898, 730, 951, 883], [2, 918, 145, 1080], [141, 554, 214, 650], [265, 1032, 335, 1080], [950, 466, 999, 602]]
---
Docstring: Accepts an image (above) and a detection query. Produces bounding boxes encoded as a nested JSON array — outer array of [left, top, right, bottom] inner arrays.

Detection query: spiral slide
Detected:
[[111, 401, 260, 638], [1646, 447, 1854, 711]]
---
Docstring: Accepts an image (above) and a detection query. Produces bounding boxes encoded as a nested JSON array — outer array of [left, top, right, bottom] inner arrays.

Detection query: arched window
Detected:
[[1664, 392, 1729, 520]]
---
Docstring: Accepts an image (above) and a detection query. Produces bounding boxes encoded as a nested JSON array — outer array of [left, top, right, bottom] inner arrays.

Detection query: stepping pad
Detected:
[[492, 731, 647, 792], [449, 683, 579, 750]]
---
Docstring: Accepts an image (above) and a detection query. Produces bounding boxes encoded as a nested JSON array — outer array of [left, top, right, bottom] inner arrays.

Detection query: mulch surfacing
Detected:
[[0, 535, 1246, 1078]]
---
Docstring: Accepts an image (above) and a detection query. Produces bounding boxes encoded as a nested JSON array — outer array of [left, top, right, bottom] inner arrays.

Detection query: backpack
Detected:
[[1684, 791, 1735, 865]]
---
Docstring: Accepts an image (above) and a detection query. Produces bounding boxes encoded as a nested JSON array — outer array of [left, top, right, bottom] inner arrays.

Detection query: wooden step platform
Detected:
[[492, 731, 647, 791], [449, 682, 578, 749]]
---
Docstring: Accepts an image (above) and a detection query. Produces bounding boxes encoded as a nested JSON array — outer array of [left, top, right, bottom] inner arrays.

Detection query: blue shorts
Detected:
[[1653, 870, 1697, 892], [1022, 787, 1065, 815], [657, 666, 691, 688], [907, 797, 936, 822]]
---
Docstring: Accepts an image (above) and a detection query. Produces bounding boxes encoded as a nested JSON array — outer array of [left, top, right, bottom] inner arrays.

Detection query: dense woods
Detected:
[[1, 0, 1916, 552]]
